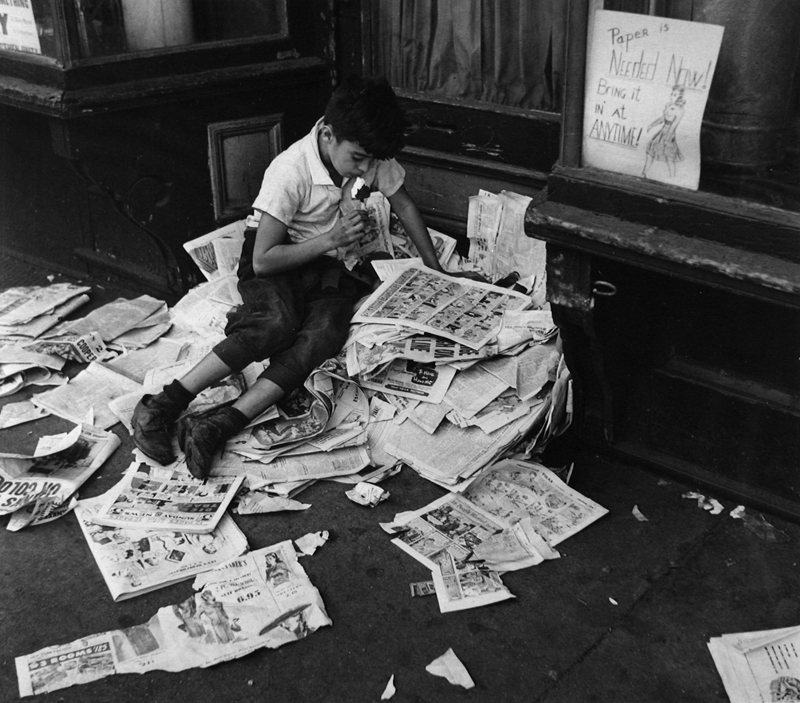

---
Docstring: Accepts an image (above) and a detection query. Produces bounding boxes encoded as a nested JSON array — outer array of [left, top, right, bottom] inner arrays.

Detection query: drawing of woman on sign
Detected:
[[642, 85, 686, 179]]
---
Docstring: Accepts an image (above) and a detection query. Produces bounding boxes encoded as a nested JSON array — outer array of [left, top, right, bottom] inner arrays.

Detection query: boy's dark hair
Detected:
[[324, 75, 406, 160]]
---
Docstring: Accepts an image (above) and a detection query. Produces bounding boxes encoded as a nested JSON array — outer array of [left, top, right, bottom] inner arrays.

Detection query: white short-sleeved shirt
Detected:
[[246, 119, 405, 254]]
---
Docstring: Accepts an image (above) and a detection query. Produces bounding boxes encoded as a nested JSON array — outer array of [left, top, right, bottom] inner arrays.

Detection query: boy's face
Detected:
[[319, 125, 374, 181]]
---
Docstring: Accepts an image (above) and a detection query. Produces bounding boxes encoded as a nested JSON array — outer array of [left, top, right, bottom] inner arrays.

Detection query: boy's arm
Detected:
[[387, 185, 443, 272], [252, 210, 369, 276]]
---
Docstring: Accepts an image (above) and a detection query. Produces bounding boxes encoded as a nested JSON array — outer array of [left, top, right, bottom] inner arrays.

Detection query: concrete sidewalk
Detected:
[[1, 252, 796, 702]]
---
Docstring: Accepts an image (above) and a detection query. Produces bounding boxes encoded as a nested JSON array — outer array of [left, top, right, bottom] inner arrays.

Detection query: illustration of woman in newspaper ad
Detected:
[[642, 85, 686, 179]]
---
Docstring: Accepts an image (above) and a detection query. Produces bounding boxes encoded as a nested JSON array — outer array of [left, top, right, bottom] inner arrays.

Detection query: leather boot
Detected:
[[132, 381, 193, 465], [177, 405, 248, 480]]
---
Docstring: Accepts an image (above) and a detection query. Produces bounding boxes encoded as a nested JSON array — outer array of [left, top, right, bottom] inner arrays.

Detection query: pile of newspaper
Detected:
[[1, 189, 595, 696], [176, 189, 571, 498], [0, 188, 574, 525]]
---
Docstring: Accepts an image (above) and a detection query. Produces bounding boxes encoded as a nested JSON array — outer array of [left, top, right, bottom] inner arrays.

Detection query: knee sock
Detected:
[[163, 379, 196, 408]]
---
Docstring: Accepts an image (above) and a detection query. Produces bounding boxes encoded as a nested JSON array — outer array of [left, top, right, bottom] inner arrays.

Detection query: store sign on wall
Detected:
[[582, 10, 723, 190], [0, 0, 41, 55]]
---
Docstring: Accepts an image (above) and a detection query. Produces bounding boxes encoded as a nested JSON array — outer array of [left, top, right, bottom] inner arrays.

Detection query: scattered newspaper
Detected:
[[466, 192, 504, 277], [0, 294, 91, 343], [16, 541, 331, 697], [383, 400, 550, 487], [0, 283, 91, 327], [33, 362, 142, 430], [183, 219, 247, 282], [0, 424, 120, 516], [708, 624, 800, 703], [0, 400, 50, 429], [24, 331, 108, 363], [74, 495, 249, 601], [51, 295, 166, 343], [389, 492, 514, 612], [91, 462, 244, 534], [353, 264, 531, 350], [6, 493, 79, 531], [170, 277, 240, 336], [461, 459, 609, 546]]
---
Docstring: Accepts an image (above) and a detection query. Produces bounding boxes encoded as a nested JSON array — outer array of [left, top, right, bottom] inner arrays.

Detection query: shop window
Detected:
[[578, 0, 800, 214], [372, 0, 566, 113], [72, 0, 287, 58], [362, 0, 564, 176], [0, 0, 58, 58]]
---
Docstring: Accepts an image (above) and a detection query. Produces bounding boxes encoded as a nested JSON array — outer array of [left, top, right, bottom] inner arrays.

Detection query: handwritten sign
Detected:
[[582, 10, 723, 190], [0, 0, 41, 55]]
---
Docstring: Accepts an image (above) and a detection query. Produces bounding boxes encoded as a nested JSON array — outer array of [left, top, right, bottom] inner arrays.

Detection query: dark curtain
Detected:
[[376, 0, 567, 112]]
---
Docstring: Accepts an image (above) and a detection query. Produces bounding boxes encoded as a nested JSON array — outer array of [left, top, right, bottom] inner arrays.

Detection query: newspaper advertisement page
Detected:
[[16, 542, 331, 697], [708, 625, 800, 703], [430, 549, 514, 613], [74, 495, 249, 601], [353, 265, 531, 350], [92, 463, 244, 534], [359, 359, 457, 404], [16, 632, 119, 697], [349, 333, 491, 378], [461, 459, 608, 546], [390, 493, 507, 570], [0, 425, 120, 516], [390, 493, 514, 612]]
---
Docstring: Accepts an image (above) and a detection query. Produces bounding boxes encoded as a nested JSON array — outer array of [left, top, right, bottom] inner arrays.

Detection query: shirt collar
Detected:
[[304, 118, 337, 187]]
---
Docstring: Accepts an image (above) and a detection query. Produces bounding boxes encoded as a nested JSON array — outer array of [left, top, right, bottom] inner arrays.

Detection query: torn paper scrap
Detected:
[[682, 491, 724, 515], [410, 581, 436, 597], [380, 674, 396, 700], [234, 492, 311, 514], [0, 424, 120, 516], [471, 517, 560, 572], [430, 549, 514, 612], [345, 481, 389, 507], [6, 494, 78, 532], [0, 400, 50, 429], [16, 542, 331, 698], [295, 531, 329, 556], [632, 505, 649, 522], [425, 648, 475, 689]]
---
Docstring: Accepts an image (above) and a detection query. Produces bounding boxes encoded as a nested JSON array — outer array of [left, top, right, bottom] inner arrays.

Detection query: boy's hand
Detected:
[[331, 209, 370, 249]]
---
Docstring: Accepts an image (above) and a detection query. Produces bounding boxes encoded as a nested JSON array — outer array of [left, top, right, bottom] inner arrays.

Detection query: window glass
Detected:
[[0, 0, 57, 58], [605, 0, 800, 214], [73, 0, 286, 58], [373, 0, 567, 113]]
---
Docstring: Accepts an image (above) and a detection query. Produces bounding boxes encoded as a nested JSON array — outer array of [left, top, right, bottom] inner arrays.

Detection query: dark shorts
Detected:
[[212, 247, 372, 394]]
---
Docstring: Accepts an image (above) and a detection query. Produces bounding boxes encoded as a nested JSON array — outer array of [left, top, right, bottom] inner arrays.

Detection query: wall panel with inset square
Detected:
[[208, 114, 283, 222]]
